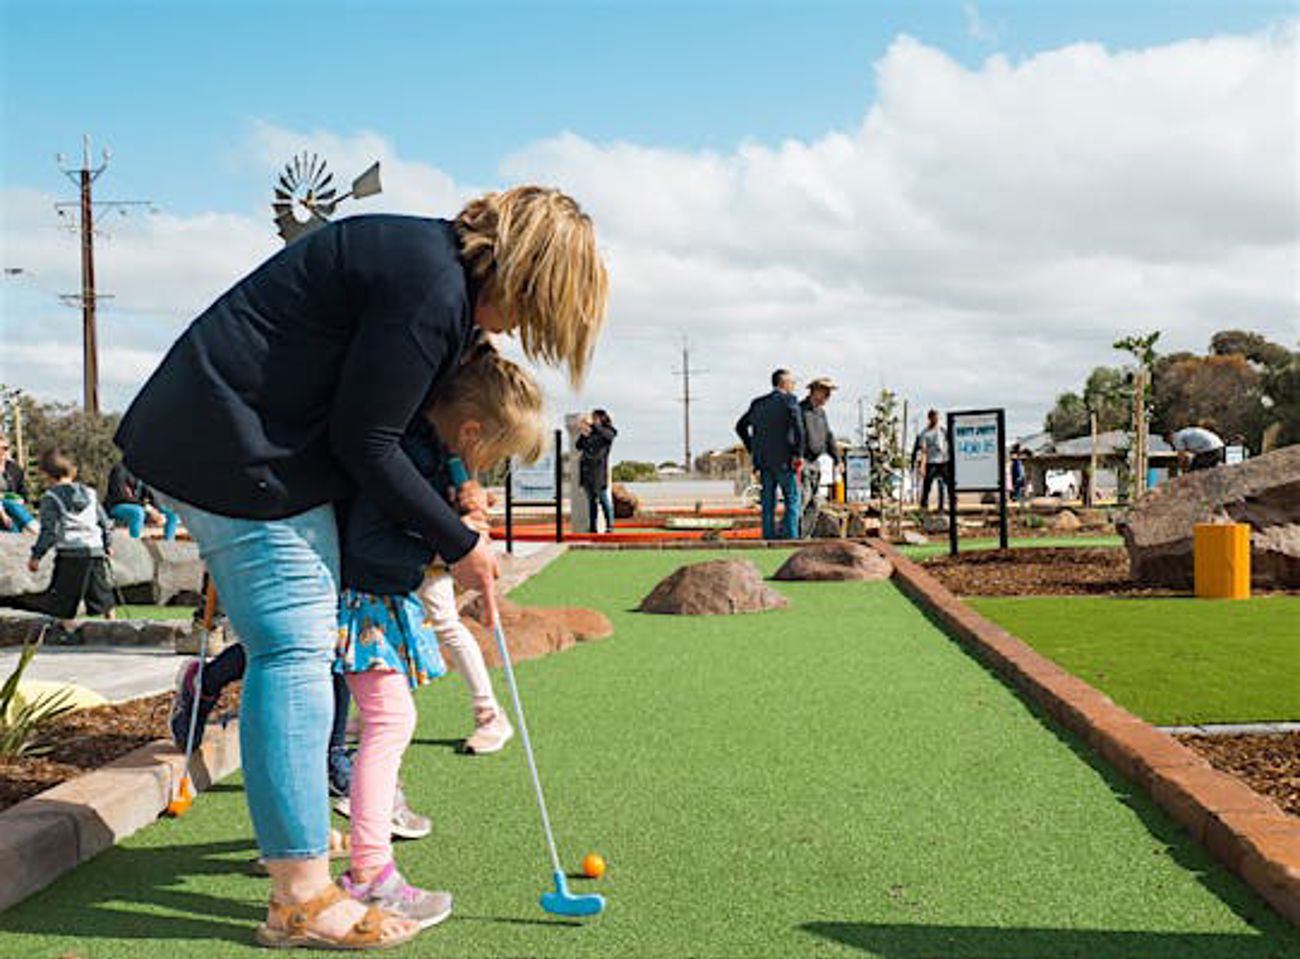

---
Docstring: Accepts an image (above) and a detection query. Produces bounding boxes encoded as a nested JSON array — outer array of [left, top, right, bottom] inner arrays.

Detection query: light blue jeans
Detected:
[[167, 497, 338, 859], [110, 502, 178, 539], [760, 467, 800, 539]]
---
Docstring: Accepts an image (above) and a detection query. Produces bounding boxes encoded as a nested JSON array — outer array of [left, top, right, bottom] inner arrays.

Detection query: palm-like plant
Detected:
[[0, 627, 77, 758]]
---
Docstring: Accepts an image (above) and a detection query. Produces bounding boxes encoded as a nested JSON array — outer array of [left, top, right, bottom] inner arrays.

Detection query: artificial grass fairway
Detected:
[[969, 595, 1300, 725], [897, 534, 1123, 560], [2, 550, 1297, 958]]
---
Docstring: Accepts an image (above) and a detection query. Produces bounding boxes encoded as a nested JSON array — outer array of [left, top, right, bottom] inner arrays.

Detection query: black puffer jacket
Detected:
[[576, 423, 617, 492]]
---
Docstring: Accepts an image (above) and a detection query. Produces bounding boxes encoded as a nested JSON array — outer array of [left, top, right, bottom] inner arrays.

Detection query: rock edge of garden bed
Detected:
[[869, 537, 1300, 928], [0, 717, 241, 913]]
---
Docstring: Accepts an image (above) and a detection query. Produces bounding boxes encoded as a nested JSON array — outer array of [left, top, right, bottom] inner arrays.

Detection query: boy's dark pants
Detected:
[[45, 553, 115, 619]]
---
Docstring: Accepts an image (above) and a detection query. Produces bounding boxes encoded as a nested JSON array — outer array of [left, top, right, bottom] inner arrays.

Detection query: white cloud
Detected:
[[2, 25, 1296, 461]]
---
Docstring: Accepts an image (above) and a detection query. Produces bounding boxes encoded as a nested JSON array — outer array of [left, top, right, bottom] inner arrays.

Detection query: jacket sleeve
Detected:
[[787, 396, 806, 460], [98, 502, 113, 552], [329, 320, 478, 565], [827, 423, 840, 464], [735, 407, 753, 452], [29, 494, 59, 561]]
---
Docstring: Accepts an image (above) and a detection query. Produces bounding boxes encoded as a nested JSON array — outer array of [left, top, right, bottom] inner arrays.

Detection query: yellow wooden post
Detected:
[[1193, 523, 1251, 599]]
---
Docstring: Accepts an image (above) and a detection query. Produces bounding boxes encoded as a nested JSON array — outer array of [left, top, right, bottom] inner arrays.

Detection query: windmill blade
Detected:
[[316, 171, 335, 193], [277, 174, 294, 193], [307, 153, 319, 183], [316, 186, 338, 202], [274, 187, 292, 202]]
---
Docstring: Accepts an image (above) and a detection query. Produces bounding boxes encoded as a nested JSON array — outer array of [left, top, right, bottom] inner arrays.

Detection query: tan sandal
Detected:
[[254, 881, 417, 950]]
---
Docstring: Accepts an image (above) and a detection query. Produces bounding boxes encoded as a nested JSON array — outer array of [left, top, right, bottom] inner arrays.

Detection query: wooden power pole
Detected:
[[57, 135, 152, 414], [673, 337, 706, 474]]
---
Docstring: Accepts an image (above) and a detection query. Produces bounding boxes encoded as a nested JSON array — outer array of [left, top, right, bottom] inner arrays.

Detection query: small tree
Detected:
[[865, 389, 903, 501]]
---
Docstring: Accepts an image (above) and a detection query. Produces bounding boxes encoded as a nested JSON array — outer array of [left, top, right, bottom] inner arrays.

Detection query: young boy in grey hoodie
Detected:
[[26, 448, 116, 630]]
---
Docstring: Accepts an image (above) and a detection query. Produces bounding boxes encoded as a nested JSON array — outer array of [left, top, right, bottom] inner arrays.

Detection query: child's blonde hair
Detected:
[[426, 344, 547, 471], [455, 186, 608, 386]]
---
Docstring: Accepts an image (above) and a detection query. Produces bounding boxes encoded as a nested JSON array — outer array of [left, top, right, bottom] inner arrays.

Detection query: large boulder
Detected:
[[611, 483, 639, 519], [772, 542, 893, 582], [1118, 445, 1300, 588], [638, 560, 789, 615], [462, 595, 613, 667], [0, 529, 156, 606], [143, 538, 204, 604], [1051, 509, 1082, 533]]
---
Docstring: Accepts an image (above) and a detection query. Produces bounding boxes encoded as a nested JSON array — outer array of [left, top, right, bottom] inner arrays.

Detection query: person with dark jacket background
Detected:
[[736, 369, 805, 539], [113, 187, 608, 950], [0, 432, 36, 533], [576, 409, 617, 533], [798, 377, 840, 536], [106, 460, 178, 540]]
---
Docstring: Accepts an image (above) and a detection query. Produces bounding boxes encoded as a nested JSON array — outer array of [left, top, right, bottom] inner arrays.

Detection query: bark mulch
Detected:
[[0, 685, 240, 813], [920, 546, 1176, 597], [1177, 733, 1300, 818]]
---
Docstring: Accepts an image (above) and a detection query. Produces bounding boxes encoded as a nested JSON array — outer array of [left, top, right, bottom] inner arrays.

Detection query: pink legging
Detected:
[[346, 669, 417, 873]]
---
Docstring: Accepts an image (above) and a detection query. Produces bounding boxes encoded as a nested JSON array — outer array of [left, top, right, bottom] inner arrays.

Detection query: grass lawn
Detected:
[[968, 595, 1300, 726], [897, 534, 1123, 560], [2, 550, 1297, 958], [115, 604, 194, 621]]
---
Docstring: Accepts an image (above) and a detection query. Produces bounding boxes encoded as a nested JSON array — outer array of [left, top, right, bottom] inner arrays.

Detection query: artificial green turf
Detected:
[[115, 604, 193, 621], [969, 595, 1300, 725], [2, 550, 1297, 958], [896, 534, 1123, 560]]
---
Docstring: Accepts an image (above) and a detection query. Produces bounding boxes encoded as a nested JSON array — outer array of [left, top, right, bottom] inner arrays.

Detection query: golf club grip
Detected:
[[493, 622, 564, 876]]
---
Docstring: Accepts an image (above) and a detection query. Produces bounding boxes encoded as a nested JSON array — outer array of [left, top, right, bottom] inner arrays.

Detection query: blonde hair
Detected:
[[455, 186, 608, 386], [426, 344, 547, 471]]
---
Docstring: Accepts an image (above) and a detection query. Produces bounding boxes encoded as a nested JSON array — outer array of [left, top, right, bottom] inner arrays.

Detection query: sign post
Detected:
[[947, 409, 1008, 556], [843, 448, 872, 504], [505, 428, 564, 552]]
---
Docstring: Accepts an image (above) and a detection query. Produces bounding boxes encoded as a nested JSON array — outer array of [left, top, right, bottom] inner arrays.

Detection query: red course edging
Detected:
[[870, 538, 1300, 927]]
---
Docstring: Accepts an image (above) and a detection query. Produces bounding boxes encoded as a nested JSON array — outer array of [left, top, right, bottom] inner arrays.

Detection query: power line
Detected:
[[54, 134, 154, 414], [672, 335, 708, 472]]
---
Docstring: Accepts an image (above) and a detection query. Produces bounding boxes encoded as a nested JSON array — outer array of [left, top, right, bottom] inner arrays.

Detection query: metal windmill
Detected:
[[272, 151, 382, 244]]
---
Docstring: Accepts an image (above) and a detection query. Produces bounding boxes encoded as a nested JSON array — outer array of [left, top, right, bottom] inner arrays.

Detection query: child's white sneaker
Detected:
[[340, 861, 452, 929], [463, 705, 514, 755]]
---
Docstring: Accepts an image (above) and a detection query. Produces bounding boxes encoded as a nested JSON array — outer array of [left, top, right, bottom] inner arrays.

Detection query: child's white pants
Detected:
[[416, 571, 498, 712]]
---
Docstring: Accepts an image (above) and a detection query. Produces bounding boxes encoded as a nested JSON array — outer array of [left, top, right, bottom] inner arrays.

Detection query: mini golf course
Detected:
[[968, 595, 1300, 726], [1, 549, 1297, 957]]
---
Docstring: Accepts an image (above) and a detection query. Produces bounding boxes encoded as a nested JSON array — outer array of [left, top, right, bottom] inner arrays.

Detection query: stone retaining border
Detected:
[[0, 717, 241, 912], [869, 537, 1300, 927]]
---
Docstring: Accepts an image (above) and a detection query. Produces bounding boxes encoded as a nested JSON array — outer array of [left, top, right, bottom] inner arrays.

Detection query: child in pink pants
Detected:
[[334, 346, 545, 926]]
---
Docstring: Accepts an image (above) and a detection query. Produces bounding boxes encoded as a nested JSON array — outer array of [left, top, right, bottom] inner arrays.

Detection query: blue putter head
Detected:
[[541, 870, 605, 917]]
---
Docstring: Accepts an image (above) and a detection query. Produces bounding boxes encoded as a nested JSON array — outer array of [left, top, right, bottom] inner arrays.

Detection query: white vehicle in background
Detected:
[[1045, 469, 1080, 501]]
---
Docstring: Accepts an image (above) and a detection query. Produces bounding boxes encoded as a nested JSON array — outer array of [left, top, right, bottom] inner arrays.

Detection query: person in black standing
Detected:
[[114, 186, 608, 949], [576, 409, 617, 533], [798, 377, 841, 536], [736, 369, 805, 539]]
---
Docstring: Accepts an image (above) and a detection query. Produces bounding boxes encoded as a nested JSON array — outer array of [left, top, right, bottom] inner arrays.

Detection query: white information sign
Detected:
[[510, 449, 557, 501], [1224, 445, 1247, 465], [844, 449, 872, 504], [952, 412, 1001, 489]]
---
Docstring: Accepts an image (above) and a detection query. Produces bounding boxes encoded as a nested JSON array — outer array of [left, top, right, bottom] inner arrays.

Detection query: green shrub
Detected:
[[0, 628, 77, 758]]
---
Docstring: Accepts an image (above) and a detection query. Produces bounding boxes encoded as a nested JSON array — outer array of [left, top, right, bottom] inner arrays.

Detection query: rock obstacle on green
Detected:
[[637, 558, 788, 614]]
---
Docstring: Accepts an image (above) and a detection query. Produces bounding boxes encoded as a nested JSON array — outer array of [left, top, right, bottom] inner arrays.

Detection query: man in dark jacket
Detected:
[[799, 377, 840, 536], [736, 369, 805, 539]]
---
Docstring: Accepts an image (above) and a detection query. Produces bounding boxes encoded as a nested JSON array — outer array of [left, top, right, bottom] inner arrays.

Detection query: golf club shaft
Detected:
[[493, 622, 564, 877], [178, 581, 218, 788]]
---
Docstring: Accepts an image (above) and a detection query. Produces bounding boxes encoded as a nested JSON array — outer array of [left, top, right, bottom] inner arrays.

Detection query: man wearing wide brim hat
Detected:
[[799, 377, 841, 536]]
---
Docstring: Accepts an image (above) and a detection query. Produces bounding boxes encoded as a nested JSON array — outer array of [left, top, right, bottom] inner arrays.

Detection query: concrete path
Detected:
[[0, 644, 183, 703]]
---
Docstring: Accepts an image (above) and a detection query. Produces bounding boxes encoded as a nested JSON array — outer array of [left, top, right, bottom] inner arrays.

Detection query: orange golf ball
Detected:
[[581, 853, 606, 878]]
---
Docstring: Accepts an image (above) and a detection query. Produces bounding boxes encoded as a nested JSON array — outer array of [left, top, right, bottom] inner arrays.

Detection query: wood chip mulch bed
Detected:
[[1177, 733, 1300, 818], [0, 685, 240, 813], [919, 546, 1178, 597]]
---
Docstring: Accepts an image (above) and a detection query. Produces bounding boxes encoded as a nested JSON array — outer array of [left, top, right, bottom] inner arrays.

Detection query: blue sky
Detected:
[[4, 1, 1290, 214], [2, 2, 1296, 461]]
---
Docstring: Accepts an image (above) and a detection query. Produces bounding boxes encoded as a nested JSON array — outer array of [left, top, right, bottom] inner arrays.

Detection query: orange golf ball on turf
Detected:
[[581, 853, 606, 878]]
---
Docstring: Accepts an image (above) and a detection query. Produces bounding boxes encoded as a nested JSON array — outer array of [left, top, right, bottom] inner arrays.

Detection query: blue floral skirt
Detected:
[[335, 588, 446, 688]]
